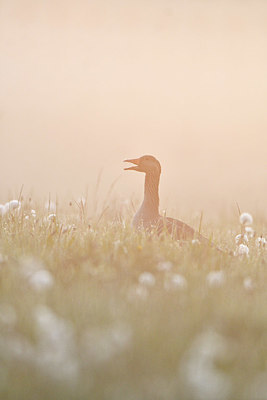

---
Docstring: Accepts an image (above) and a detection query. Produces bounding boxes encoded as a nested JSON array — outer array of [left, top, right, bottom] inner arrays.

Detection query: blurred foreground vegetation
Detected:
[[0, 198, 266, 400]]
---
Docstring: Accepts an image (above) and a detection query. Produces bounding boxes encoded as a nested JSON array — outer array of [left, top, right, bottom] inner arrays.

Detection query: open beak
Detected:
[[123, 158, 140, 171]]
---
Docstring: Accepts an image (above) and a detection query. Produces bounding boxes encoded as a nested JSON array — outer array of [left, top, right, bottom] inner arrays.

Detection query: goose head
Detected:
[[124, 155, 161, 175]]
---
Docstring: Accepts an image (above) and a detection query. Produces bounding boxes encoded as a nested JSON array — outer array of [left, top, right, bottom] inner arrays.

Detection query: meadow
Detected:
[[0, 197, 266, 400]]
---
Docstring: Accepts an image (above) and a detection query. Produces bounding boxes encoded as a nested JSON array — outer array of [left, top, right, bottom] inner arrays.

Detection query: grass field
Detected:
[[0, 198, 266, 400]]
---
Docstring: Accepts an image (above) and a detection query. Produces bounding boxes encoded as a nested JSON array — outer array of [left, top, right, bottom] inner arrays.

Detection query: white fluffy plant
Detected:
[[234, 211, 253, 257], [0, 200, 21, 217]]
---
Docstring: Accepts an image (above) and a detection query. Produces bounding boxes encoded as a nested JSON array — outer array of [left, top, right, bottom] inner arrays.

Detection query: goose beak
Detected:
[[123, 158, 140, 171]]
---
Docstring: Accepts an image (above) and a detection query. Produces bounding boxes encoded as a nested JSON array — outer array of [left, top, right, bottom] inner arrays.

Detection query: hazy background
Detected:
[[1, 0, 266, 218]]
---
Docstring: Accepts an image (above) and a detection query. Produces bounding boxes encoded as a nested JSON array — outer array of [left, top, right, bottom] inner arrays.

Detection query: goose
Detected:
[[124, 155, 221, 248]]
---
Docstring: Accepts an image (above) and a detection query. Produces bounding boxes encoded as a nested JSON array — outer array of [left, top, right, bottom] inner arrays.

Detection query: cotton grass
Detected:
[[240, 212, 253, 226], [237, 244, 250, 256], [0, 200, 21, 216], [206, 271, 225, 287], [0, 197, 266, 400], [138, 272, 156, 286], [164, 273, 187, 290]]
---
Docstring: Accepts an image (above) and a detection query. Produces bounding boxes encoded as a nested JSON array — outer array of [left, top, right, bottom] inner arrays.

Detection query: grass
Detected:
[[0, 199, 266, 400]]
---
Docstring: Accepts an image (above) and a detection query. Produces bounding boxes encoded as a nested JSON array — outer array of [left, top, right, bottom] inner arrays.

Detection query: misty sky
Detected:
[[0, 0, 266, 217]]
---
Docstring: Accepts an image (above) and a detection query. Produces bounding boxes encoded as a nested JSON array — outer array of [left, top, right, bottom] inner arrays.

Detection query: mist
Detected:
[[1, 0, 266, 217]]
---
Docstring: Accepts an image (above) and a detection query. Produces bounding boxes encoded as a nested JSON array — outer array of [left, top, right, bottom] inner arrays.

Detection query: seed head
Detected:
[[245, 226, 254, 238], [157, 261, 173, 272], [240, 212, 253, 226], [48, 213, 56, 221], [206, 270, 225, 287], [255, 237, 266, 248], [9, 200, 21, 210], [138, 272, 155, 287], [237, 244, 249, 256], [164, 273, 187, 290], [243, 277, 254, 291], [235, 234, 248, 244]]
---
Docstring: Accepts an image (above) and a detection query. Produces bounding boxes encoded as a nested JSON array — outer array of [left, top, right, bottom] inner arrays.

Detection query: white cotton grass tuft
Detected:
[[243, 277, 254, 291], [138, 272, 156, 287], [0, 200, 21, 216], [180, 329, 232, 400], [164, 273, 187, 291], [237, 244, 249, 256], [157, 261, 173, 272], [245, 226, 254, 238], [8, 200, 21, 210], [20, 257, 54, 292], [255, 237, 266, 248], [206, 271, 225, 288], [239, 212, 253, 226], [34, 305, 79, 381], [28, 269, 54, 291], [235, 234, 248, 244], [48, 213, 56, 221]]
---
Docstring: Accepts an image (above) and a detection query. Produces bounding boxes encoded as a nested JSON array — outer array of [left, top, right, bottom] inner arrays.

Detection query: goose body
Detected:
[[124, 155, 216, 246]]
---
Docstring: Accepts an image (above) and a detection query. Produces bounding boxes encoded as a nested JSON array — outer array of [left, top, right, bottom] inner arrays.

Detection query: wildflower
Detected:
[[237, 244, 249, 256], [240, 212, 253, 226], [235, 234, 248, 244], [243, 277, 254, 291], [157, 261, 173, 271], [138, 272, 156, 287], [29, 269, 54, 291], [206, 271, 225, 287], [255, 237, 266, 248], [164, 273, 187, 290]]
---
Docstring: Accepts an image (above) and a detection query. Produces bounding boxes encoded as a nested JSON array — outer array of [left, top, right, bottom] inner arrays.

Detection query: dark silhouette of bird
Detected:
[[124, 155, 222, 249]]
